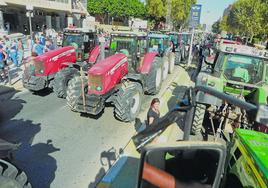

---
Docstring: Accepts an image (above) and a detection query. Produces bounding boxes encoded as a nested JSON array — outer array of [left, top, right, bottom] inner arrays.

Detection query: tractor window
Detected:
[[63, 33, 83, 47], [223, 54, 265, 84], [138, 39, 147, 55], [214, 52, 225, 72], [265, 65, 268, 84], [149, 38, 163, 52], [110, 37, 136, 57]]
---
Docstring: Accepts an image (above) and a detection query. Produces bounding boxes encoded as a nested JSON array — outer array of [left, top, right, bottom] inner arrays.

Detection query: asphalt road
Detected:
[[0, 66, 194, 188]]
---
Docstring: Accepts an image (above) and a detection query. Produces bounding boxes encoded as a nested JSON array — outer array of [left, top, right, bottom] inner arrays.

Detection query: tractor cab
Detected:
[[109, 31, 148, 73], [62, 28, 98, 61], [148, 33, 170, 56]]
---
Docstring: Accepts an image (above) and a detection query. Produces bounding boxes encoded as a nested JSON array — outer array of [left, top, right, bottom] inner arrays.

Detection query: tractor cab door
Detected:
[[83, 32, 97, 60], [136, 38, 147, 72]]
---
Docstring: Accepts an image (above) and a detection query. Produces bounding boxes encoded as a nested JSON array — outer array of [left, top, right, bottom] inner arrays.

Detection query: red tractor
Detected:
[[22, 28, 100, 92], [66, 31, 163, 122]]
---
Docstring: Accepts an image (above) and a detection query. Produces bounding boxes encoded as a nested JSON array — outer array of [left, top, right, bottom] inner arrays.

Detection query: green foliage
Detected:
[[212, 20, 221, 34], [146, 0, 196, 27], [87, 0, 146, 18], [219, 0, 268, 40], [146, 0, 166, 19]]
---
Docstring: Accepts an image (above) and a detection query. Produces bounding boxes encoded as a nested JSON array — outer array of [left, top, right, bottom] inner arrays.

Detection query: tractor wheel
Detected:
[[168, 52, 175, 74], [191, 103, 206, 135], [0, 159, 31, 188], [145, 57, 163, 95], [66, 76, 88, 112], [162, 56, 169, 80], [114, 82, 143, 122], [175, 51, 182, 65], [54, 67, 79, 98]]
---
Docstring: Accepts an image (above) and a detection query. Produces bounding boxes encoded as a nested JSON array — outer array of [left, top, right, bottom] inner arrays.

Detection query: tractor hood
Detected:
[[88, 53, 127, 75], [33, 46, 75, 62], [235, 129, 268, 182]]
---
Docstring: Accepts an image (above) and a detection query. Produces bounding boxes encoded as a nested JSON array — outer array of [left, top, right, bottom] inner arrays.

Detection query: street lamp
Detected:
[[26, 5, 34, 48]]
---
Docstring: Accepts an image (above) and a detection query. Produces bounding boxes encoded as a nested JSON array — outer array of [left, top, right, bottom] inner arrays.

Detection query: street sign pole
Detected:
[[187, 4, 202, 67], [187, 28, 194, 66], [26, 5, 34, 51]]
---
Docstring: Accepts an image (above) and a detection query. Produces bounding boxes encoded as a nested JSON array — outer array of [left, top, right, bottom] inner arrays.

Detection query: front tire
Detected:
[[191, 104, 206, 135], [66, 76, 88, 112], [114, 82, 143, 122], [0, 159, 32, 188], [54, 67, 79, 98]]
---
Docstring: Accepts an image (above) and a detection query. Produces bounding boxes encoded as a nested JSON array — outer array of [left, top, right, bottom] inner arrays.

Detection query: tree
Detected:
[[87, 0, 146, 24], [220, 0, 267, 41], [212, 20, 221, 34], [146, 0, 166, 19]]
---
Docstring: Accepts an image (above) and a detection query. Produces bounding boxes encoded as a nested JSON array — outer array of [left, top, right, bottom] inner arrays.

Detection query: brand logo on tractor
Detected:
[[51, 49, 75, 61], [108, 57, 127, 75]]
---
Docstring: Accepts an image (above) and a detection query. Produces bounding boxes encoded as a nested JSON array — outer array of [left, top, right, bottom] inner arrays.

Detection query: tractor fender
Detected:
[[123, 73, 144, 87], [88, 45, 100, 63], [139, 52, 158, 74]]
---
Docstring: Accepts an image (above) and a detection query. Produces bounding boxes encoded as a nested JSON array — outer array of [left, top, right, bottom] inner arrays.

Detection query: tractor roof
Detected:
[[235, 129, 268, 181], [219, 44, 268, 60], [64, 27, 94, 34], [148, 33, 169, 39], [110, 31, 147, 38]]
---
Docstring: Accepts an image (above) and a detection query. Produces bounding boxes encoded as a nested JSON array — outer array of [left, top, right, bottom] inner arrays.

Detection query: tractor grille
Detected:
[[34, 61, 45, 74], [88, 75, 103, 91]]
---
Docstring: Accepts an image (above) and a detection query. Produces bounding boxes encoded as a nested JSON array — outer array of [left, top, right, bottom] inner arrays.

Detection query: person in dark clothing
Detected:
[[147, 98, 160, 126]]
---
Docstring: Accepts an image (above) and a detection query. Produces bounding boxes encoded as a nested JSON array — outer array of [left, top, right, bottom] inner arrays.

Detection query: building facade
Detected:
[[0, 0, 87, 34]]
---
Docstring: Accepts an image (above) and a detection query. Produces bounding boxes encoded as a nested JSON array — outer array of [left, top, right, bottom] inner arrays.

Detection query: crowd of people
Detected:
[[0, 30, 59, 83]]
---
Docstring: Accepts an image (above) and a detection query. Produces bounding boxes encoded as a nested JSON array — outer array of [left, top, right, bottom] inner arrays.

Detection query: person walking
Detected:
[[32, 38, 44, 56], [9, 41, 19, 67], [0, 45, 8, 82], [17, 39, 24, 66]]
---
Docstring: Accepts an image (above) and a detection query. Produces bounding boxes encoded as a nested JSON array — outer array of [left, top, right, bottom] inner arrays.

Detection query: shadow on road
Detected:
[[0, 86, 60, 188], [88, 147, 118, 188], [32, 88, 53, 97]]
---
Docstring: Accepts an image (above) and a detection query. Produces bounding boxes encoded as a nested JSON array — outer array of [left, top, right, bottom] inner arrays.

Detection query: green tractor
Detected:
[[192, 43, 268, 136], [97, 86, 268, 188]]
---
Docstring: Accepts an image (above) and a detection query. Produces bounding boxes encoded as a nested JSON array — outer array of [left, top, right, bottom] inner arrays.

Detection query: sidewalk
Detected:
[[0, 50, 30, 95], [97, 65, 194, 188]]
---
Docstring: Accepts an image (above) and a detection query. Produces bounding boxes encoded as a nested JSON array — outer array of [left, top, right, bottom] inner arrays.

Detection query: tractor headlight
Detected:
[[96, 86, 102, 91], [39, 69, 44, 74]]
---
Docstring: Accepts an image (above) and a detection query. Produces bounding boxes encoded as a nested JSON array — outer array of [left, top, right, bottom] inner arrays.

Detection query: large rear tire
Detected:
[[54, 67, 79, 98], [168, 52, 175, 74], [191, 103, 206, 135], [0, 159, 31, 188], [114, 82, 143, 122], [145, 57, 163, 95], [162, 56, 169, 80], [66, 76, 87, 112]]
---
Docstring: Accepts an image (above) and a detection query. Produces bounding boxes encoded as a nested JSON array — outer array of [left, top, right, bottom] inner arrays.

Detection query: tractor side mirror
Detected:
[[137, 142, 226, 188]]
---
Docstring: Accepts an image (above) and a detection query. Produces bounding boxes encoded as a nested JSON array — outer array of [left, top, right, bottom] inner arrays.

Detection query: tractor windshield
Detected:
[[109, 36, 137, 57], [222, 54, 266, 84], [148, 38, 163, 52], [62, 33, 83, 48]]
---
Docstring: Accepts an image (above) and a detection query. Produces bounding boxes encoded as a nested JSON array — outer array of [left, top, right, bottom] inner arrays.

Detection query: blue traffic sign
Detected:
[[189, 4, 202, 28]]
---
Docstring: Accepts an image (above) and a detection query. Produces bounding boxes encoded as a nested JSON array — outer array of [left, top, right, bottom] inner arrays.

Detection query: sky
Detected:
[[197, 0, 236, 26]]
